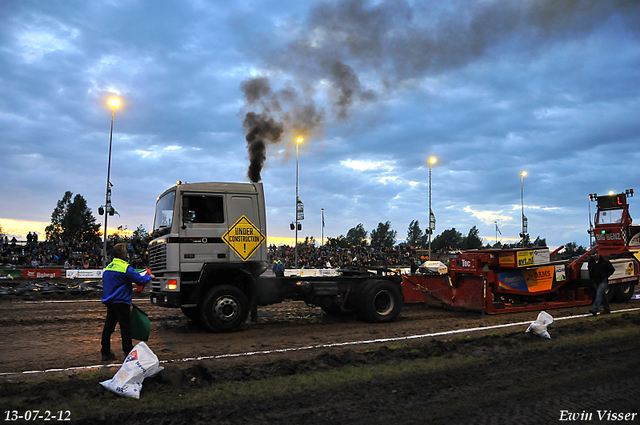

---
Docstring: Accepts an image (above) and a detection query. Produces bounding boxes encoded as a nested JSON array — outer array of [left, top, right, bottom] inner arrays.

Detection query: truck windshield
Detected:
[[597, 208, 624, 225], [153, 191, 176, 236]]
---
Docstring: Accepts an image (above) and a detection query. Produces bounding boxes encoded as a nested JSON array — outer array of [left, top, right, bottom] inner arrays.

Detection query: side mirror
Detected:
[[182, 207, 195, 224], [182, 207, 195, 229]]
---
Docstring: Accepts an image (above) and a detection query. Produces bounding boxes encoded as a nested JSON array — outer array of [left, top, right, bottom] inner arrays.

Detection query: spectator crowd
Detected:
[[1, 232, 427, 271], [0, 232, 149, 270], [267, 243, 426, 270]]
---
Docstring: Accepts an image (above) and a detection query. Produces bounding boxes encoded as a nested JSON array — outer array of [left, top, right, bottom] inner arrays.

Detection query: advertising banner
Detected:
[[498, 265, 557, 293], [516, 250, 534, 267], [499, 251, 516, 267], [609, 259, 636, 281], [0, 269, 23, 279], [66, 269, 104, 279], [23, 269, 62, 279], [296, 198, 304, 221], [533, 249, 551, 265]]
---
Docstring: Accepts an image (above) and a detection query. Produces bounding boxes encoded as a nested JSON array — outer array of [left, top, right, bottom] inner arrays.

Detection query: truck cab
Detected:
[[148, 181, 267, 330]]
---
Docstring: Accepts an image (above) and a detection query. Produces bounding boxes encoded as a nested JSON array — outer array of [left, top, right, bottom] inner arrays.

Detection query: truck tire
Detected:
[[605, 284, 615, 303], [355, 280, 403, 323], [200, 285, 249, 332], [614, 282, 635, 302]]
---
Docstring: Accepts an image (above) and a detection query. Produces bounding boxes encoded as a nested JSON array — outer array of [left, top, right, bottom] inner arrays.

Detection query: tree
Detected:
[[431, 228, 464, 252], [345, 223, 368, 247], [46, 191, 72, 241], [563, 242, 587, 257], [301, 236, 316, 246], [518, 233, 531, 248], [0, 222, 5, 238], [131, 224, 150, 243], [326, 235, 348, 248], [407, 220, 427, 248], [370, 221, 397, 249], [108, 225, 129, 245], [533, 236, 547, 247], [45, 191, 101, 243], [462, 226, 483, 250]]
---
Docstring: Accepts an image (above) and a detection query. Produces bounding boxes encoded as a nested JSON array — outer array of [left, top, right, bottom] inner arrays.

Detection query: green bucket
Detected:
[[131, 303, 151, 341]]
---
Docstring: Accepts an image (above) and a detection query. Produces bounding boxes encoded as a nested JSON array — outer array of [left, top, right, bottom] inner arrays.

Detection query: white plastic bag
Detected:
[[525, 311, 554, 339], [100, 342, 163, 399]]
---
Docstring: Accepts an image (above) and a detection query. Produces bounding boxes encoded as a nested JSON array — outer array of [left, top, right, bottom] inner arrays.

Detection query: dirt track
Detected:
[[1, 290, 633, 376], [1, 285, 640, 424]]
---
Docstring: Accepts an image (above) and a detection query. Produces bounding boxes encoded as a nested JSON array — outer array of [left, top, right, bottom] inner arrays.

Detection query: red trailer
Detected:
[[403, 190, 639, 313]]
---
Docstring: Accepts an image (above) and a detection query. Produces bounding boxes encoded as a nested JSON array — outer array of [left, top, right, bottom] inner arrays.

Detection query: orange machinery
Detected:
[[403, 190, 639, 313]]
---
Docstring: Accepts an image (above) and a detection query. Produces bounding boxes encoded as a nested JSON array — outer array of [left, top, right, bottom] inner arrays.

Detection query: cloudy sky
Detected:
[[1, 0, 639, 249]]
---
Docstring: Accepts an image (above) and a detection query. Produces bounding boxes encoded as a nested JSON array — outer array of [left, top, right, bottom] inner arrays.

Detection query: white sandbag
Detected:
[[100, 342, 163, 399], [525, 311, 554, 339]]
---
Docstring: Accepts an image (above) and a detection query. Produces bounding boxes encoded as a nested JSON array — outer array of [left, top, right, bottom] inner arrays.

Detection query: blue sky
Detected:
[[1, 0, 639, 249]]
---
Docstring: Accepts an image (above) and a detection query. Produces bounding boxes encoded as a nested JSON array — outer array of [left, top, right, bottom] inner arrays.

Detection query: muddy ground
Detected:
[[1, 280, 640, 424]]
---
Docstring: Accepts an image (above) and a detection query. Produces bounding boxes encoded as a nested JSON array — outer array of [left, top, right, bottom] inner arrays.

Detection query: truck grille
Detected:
[[148, 242, 167, 272]]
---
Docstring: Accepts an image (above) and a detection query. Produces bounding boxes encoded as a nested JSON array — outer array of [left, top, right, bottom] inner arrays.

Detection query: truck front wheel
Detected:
[[355, 280, 403, 323], [200, 285, 249, 332]]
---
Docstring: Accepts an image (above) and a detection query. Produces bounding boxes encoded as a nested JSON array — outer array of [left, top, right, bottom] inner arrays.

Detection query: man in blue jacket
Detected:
[[101, 243, 154, 361], [272, 257, 285, 277]]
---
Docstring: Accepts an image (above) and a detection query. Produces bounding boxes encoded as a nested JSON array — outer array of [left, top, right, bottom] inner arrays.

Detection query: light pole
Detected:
[[428, 157, 437, 260], [295, 137, 303, 268], [321, 208, 324, 247], [103, 97, 120, 268], [520, 170, 527, 247]]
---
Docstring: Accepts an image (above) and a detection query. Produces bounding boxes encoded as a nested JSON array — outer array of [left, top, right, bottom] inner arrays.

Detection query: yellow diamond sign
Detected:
[[222, 215, 265, 261]]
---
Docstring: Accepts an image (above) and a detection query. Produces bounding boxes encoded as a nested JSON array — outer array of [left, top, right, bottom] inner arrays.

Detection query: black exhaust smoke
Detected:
[[243, 112, 284, 183], [241, 76, 325, 182], [239, 0, 638, 181]]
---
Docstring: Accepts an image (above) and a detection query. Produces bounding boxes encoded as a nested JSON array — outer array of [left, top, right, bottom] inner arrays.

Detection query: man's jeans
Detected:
[[592, 280, 610, 312], [101, 303, 133, 356]]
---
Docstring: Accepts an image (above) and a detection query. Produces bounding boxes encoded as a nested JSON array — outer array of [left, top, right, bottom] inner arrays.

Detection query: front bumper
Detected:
[[150, 291, 181, 308]]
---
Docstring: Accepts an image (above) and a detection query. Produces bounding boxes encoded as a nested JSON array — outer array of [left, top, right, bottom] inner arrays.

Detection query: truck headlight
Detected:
[[162, 278, 179, 291]]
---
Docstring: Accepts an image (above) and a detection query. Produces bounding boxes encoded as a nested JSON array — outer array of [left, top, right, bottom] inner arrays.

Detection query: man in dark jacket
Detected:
[[272, 257, 285, 277], [588, 249, 615, 316], [101, 243, 154, 361]]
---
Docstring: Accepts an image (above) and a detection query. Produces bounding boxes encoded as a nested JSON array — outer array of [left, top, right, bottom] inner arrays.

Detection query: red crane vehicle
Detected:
[[403, 190, 639, 313]]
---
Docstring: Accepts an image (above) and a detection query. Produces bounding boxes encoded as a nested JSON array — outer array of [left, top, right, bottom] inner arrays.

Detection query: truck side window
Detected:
[[183, 195, 224, 224]]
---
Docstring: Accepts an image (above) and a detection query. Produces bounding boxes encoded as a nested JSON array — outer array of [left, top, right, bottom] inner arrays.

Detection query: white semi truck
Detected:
[[148, 181, 404, 332]]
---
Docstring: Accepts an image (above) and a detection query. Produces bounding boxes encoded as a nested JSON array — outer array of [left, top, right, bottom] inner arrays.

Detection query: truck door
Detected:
[[227, 195, 264, 262], [179, 193, 228, 272]]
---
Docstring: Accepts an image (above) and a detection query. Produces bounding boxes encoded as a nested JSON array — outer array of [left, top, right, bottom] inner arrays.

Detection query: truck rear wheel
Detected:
[[355, 280, 403, 323], [614, 282, 635, 302], [200, 285, 249, 332]]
